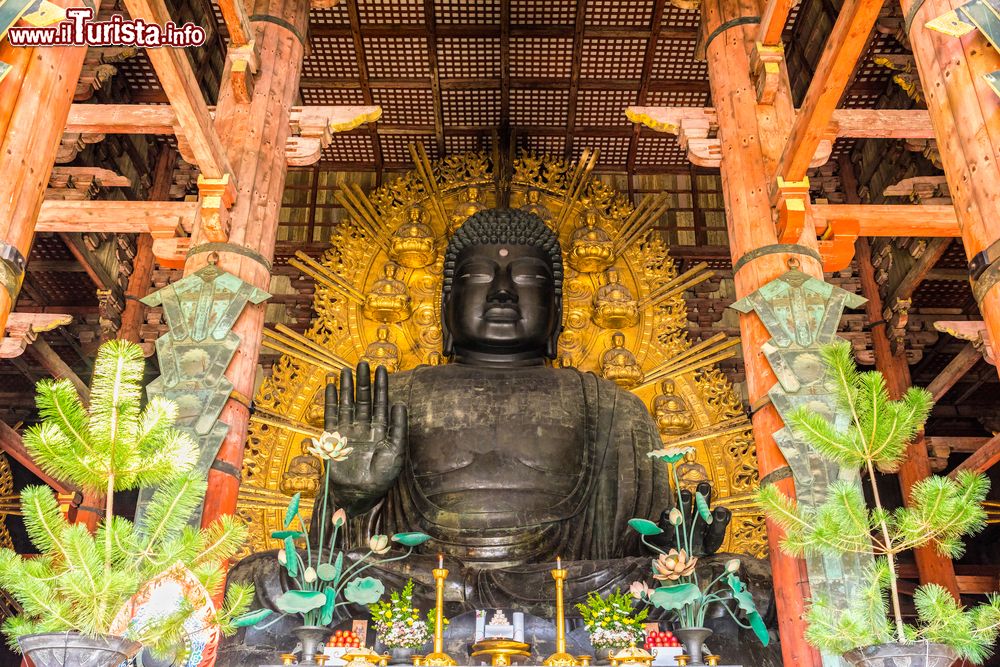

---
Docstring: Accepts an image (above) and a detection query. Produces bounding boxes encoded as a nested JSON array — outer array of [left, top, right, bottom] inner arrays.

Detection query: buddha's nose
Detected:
[[488, 287, 518, 304]]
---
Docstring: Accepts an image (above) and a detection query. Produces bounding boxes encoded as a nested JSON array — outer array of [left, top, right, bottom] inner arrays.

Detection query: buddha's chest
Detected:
[[401, 368, 589, 503]]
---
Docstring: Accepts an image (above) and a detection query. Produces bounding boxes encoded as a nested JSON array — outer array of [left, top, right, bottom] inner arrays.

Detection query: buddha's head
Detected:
[[384, 262, 399, 279], [661, 379, 676, 394], [442, 209, 563, 362], [526, 189, 541, 204], [467, 186, 480, 202], [605, 267, 620, 284], [611, 331, 625, 348], [408, 205, 425, 223]]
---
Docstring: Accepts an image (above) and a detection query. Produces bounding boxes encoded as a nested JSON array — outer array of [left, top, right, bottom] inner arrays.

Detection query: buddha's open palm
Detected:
[[323, 362, 407, 516]]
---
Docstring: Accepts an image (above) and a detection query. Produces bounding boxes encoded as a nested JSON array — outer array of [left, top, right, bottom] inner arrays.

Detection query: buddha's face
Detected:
[[445, 243, 557, 357]]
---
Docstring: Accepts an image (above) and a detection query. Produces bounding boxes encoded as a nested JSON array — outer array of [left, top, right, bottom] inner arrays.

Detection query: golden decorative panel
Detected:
[[239, 149, 764, 559]]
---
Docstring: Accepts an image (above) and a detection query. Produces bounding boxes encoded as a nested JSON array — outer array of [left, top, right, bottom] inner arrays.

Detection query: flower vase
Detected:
[[673, 627, 713, 666], [390, 646, 417, 665], [18, 632, 142, 667], [293, 625, 331, 663]]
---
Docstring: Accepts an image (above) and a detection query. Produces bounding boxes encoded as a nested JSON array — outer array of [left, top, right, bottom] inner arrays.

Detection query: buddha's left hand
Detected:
[[649, 481, 731, 556]]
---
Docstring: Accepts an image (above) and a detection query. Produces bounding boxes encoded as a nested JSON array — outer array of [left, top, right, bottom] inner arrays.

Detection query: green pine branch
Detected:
[[756, 340, 995, 661], [0, 340, 251, 656]]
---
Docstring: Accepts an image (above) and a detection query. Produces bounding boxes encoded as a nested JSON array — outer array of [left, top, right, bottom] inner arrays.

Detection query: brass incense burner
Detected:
[[471, 639, 532, 666]]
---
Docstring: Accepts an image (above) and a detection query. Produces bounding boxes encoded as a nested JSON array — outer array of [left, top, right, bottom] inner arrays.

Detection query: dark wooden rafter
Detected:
[[59, 233, 115, 291], [627, 0, 669, 180], [564, 0, 588, 159], [345, 0, 384, 185], [881, 238, 951, 314], [29, 336, 90, 401], [949, 433, 1000, 477], [925, 343, 982, 402], [500, 0, 510, 131], [423, 0, 446, 155]]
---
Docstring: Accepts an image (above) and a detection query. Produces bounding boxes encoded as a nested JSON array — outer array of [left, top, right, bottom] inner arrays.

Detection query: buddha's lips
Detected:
[[483, 304, 521, 321]]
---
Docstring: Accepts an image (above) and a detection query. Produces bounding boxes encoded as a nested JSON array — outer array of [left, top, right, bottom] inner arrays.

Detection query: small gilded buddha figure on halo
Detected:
[[567, 208, 614, 274], [449, 185, 487, 233], [389, 204, 437, 269], [363, 261, 412, 323], [653, 378, 695, 436], [592, 266, 638, 329], [362, 325, 401, 373], [519, 188, 553, 229], [279, 438, 323, 497], [675, 449, 710, 495], [600, 331, 643, 388]]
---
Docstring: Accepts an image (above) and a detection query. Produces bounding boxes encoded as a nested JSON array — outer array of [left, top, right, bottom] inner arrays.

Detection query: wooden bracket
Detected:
[[774, 176, 810, 242], [750, 42, 785, 105], [935, 320, 996, 367], [817, 216, 861, 272], [229, 41, 259, 105], [197, 174, 236, 243], [0, 313, 73, 359], [152, 236, 192, 269]]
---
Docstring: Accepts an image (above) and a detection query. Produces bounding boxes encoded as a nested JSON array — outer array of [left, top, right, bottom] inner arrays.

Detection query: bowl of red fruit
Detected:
[[324, 629, 364, 665], [644, 630, 684, 666]]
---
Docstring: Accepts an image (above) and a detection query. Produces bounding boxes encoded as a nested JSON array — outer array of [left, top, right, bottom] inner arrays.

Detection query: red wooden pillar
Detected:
[[902, 0, 1000, 376], [702, 0, 824, 662], [0, 0, 99, 338], [190, 0, 309, 528]]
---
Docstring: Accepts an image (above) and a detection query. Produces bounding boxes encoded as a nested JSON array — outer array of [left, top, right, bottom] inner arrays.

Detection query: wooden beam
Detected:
[[216, 0, 253, 48], [774, 0, 885, 182], [37, 200, 196, 236], [120, 0, 232, 181], [925, 343, 982, 402], [812, 204, 959, 237], [925, 436, 989, 454], [0, 312, 73, 359], [64, 104, 177, 134], [0, 420, 75, 496], [758, 0, 796, 46], [882, 239, 951, 311], [564, 0, 587, 158], [628, 107, 934, 140], [59, 232, 115, 291], [29, 336, 90, 401], [948, 433, 1000, 477], [627, 0, 668, 178], [424, 0, 445, 156]]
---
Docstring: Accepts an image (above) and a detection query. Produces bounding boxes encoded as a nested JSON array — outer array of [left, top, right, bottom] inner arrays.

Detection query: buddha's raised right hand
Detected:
[[323, 361, 407, 516]]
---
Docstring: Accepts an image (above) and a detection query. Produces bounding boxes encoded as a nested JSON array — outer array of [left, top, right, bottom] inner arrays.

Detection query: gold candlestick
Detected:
[[423, 560, 457, 667], [544, 564, 578, 667]]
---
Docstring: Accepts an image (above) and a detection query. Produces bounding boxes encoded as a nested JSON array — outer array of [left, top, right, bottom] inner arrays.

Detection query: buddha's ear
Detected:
[[441, 294, 454, 358], [546, 296, 563, 359]]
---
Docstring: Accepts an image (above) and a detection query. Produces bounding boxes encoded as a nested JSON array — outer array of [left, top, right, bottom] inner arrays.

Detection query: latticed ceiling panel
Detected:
[[116, 51, 164, 101], [585, 0, 655, 27], [442, 89, 501, 126], [445, 134, 491, 154], [635, 134, 689, 167], [651, 37, 706, 80], [511, 0, 576, 25], [841, 92, 883, 109], [660, 5, 700, 31], [645, 89, 710, 107], [359, 0, 425, 25], [438, 37, 502, 79], [574, 136, 631, 166], [510, 37, 574, 78], [521, 135, 567, 156], [580, 38, 646, 79], [438, 0, 500, 24], [301, 87, 366, 106], [373, 88, 436, 126], [321, 133, 376, 164], [851, 32, 906, 94], [380, 134, 438, 164], [365, 36, 431, 78], [304, 36, 359, 79], [310, 3, 349, 26], [576, 89, 638, 126], [510, 89, 570, 126]]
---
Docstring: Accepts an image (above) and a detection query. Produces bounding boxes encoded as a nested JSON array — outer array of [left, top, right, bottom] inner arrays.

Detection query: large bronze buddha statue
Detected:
[[230, 209, 741, 617]]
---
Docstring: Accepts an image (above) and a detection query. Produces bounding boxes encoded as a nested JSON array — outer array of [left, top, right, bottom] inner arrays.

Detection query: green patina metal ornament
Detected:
[[136, 262, 270, 523], [731, 268, 867, 667]]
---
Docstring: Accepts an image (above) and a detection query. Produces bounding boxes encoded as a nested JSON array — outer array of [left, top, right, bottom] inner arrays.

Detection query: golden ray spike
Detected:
[[640, 269, 716, 310], [409, 143, 450, 224], [290, 252, 366, 302], [612, 193, 654, 245], [659, 338, 741, 375], [658, 418, 752, 449], [647, 349, 739, 385], [614, 194, 670, 255], [237, 483, 316, 511], [646, 332, 728, 376], [556, 149, 597, 230], [263, 327, 345, 370], [638, 262, 711, 309], [350, 183, 383, 225], [250, 412, 323, 439], [337, 190, 392, 253], [262, 335, 341, 374], [274, 323, 355, 370], [345, 183, 391, 243]]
